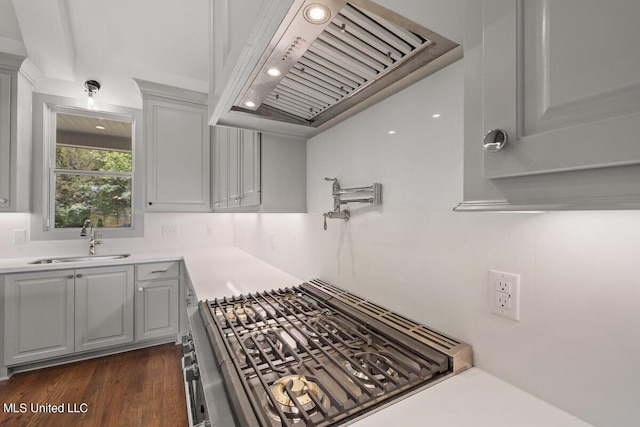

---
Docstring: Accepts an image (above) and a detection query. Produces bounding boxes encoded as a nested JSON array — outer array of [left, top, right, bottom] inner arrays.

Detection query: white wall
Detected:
[[0, 212, 233, 258], [232, 60, 640, 427]]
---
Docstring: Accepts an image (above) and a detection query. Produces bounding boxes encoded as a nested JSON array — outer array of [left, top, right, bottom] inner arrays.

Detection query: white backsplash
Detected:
[[232, 60, 640, 427], [0, 212, 234, 259]]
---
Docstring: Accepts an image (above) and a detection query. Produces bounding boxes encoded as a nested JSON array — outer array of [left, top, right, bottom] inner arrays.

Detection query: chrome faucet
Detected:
[[80, 219, 101, 255], [322, 178, 382, 230], [323, 178, 350, 230]]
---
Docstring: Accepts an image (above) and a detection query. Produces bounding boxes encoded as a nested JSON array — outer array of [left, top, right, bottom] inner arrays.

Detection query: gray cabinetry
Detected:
[[74, 266, 134, 352], [212, 127, 306, 212], [136, 79, 211, 212], [4, 266, 134, 366], [135, 262, 180, 342], [458, 0, 640, 211], [213, 126, 261, 209], [4, 270, 75, 366], [0, 53, 39, 212], [0, 72, 10, 208]]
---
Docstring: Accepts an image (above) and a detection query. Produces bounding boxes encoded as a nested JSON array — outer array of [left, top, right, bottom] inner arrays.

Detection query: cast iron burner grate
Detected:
[[200, 282, 471, 426]]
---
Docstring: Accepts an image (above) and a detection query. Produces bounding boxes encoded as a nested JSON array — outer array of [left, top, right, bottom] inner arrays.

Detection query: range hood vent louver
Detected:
[[232, 0, 460, 129]]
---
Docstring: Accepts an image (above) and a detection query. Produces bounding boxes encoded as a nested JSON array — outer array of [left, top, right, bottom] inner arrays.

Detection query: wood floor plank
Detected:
[[0, 344, 188, 427]]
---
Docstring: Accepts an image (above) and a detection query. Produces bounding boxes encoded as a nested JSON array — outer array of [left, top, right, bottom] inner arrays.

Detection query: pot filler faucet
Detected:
[[80, 219, 101, 255], [323, 178, 382, 230]]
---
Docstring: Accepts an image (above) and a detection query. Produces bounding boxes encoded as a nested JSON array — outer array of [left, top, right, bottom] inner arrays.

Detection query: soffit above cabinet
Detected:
[[212, 0, 461, 137]]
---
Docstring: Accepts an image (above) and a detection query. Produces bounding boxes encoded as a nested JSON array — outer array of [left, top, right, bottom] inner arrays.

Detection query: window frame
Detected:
[[31, 93, 145, 240]]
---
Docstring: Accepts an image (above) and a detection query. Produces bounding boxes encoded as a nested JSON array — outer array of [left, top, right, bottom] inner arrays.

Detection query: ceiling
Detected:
[[1, 0, 209, 108], [57, 113, 132, 138]]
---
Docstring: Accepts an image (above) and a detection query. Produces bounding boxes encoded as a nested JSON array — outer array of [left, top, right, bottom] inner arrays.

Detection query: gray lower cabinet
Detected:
[[74, 266, 134, 352], [4, 265, 134, 366], [134, 262, 180, 342], [4, 270, 75, 366]]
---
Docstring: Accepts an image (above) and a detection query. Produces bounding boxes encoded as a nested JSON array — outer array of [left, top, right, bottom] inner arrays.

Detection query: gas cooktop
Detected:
[[199, 279, 472, 426]]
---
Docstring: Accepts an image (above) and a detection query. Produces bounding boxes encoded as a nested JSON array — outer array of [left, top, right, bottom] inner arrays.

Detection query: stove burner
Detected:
[[344, 352, 399, 389], [304, 317, 338, 341], [224, 305, 257, 323], [243, 331, 283, 357], [263, 375, 330, 423]]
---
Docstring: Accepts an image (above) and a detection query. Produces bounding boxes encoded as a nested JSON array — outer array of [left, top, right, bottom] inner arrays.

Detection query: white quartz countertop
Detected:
[[0, 250, 186, 273], [0, 247, 591, 426], [352, 368, 591, 427]]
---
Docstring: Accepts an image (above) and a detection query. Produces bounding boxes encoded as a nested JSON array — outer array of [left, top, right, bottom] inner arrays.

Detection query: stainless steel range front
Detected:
[[199, 279, 472, 426]]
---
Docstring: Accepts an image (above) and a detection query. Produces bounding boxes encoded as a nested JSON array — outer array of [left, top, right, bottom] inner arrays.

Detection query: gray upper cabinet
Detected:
[[0, 72, 10, 208], [0, 54, 39, 213], [213, 126, 306, 212], [136, 79, 211, 212], [4, 270, 75, 366], [458, 0, 640, 211], [213, 126, 261, 209], [74, 266, 134, 352]]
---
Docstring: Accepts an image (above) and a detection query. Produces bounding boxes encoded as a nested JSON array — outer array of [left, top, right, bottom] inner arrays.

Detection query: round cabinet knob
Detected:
[[483, 129, 508, 152], [138, 287, 144, 292], [0, 198, 7, 204]]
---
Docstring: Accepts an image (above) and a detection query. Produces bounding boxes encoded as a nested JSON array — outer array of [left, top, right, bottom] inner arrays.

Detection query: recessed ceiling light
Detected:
[[244, 101, 256, 108], [432, 113, 441, 118], [95, 125, 106, 130], [388, 130, 396, 135], [265, 67, 283, 77], [304, 4, 330, 24]]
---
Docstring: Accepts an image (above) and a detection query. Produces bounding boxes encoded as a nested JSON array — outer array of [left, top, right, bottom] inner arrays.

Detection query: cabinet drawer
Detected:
[[136, 261, 179, 281]]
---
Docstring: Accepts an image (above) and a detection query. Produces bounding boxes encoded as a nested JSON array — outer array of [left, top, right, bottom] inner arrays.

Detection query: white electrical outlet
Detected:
[[490, 270, 520, 321], [13, 229, 27, 245], [161, 225, 179, 238]]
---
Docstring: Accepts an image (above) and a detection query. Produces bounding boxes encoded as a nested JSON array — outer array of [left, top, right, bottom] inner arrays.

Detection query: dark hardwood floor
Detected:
[[0, 343, 188, 427]]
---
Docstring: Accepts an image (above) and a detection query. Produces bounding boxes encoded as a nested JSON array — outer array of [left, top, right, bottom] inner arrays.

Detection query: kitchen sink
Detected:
[[29, 254, 131, 264]]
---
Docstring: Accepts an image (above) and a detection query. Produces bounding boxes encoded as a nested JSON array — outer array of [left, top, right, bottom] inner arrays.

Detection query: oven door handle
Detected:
[[182, 356, 196, 427]]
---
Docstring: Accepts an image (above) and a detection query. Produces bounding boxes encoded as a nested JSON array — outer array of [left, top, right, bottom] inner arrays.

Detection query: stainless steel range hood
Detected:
[[228, 0, 461, 132]]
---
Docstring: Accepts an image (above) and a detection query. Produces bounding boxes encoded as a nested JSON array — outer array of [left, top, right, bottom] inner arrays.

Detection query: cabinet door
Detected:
[[0, 72, 11, 209], [227, 127, 242, 208], [135, 279, 179, 342], [482, 0, 640, 179], [460, 0, 640, 210], [75, 266, 134, 352], [146, 99, 211, 211], [4, 270, 75, 365], [240, 129, 261, 207], [212, 126, 229, 209]]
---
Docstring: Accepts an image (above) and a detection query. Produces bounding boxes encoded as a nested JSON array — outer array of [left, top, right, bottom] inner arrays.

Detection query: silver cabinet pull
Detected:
[[151, 269, 169, 274], [0, 198, 7, 203], [483, 129, 508, 152], [76, 273, 83, 278], [66, 274, 74, 279], [138, 286, 144, 292]]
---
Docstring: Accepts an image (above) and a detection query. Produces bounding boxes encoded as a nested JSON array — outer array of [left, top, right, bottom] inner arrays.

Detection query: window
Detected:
[[54, 114, 133, 229], [31, 93, 144, 240]]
